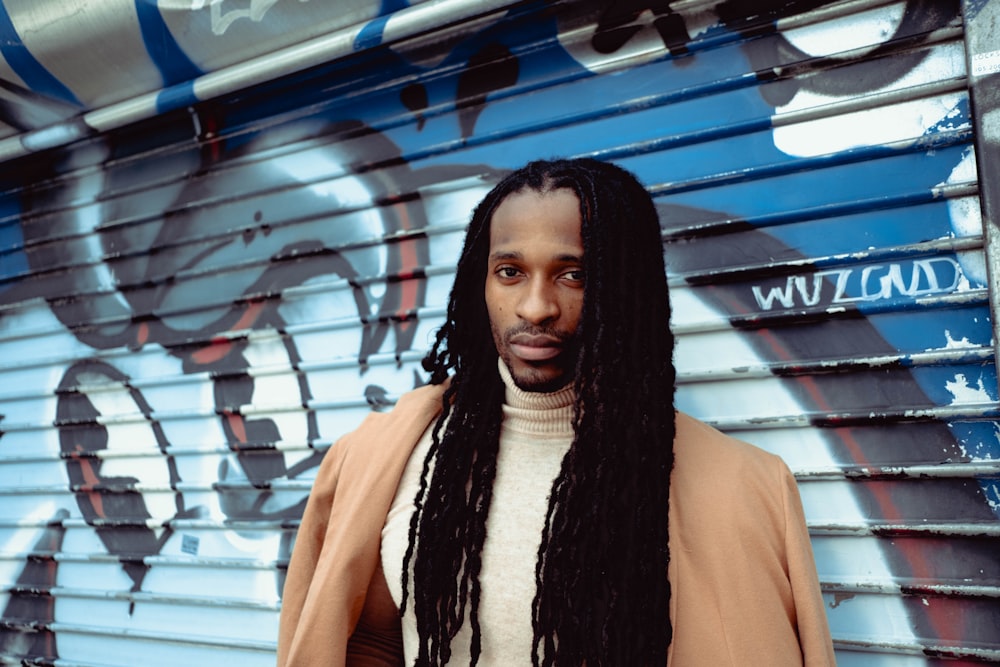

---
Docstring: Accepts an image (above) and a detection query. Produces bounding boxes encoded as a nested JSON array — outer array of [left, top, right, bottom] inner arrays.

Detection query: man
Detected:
[[278, 158, 835, 666]]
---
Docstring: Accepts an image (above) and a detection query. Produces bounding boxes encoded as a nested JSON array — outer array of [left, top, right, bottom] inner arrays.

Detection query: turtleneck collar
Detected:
[[497, 359, 576, 437]]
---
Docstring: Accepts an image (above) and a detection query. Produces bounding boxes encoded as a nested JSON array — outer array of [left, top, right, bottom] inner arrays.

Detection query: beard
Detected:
[[491, 322, 578, 393]]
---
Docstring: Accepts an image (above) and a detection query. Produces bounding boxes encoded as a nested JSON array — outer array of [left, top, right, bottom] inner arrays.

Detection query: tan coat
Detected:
[[278, 383, 836, 666]]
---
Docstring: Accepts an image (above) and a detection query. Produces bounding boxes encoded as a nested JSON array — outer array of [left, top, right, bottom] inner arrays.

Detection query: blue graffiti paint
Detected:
[[912, 364, 1000, 405], [133, 0, 203, 110], [218, 3, 578, 158], [156, 81, 200, 116], [0, 2, 80, 106], [354, 16, 391, 51], [965, 0, 990, 20], [950, 420, 1000, 463], [0, 197, 27, 293], [914, 364, 1000, 515], [354, 0, 410, 50]]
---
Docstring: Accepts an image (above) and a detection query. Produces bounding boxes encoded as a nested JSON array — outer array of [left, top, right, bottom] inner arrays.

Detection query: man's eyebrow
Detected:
[[488, 250, 523, 262], [488, 251, 584, 263]]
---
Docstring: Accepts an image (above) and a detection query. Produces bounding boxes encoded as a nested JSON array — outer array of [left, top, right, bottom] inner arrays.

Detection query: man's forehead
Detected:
[[489, 188, 582, 237]]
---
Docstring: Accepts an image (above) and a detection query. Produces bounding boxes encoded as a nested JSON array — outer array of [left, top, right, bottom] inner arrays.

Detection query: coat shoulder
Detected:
[[671, 411, 792, 521], [674, 411, 784, 473]]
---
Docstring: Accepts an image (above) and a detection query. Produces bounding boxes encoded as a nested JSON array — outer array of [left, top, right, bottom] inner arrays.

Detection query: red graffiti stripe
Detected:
[[73, 444, 105, 518]]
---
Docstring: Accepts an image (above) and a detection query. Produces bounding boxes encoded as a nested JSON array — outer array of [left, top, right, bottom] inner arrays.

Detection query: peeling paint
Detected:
[[945, 373, 995, 404]]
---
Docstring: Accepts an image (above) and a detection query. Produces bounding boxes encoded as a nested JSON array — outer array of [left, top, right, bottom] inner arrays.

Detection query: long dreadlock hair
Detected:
[[401, 158, 676, 666]]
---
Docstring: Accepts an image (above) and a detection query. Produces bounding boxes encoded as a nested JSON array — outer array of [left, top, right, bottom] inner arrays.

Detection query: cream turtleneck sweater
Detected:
[[380, 361, 575, 665]]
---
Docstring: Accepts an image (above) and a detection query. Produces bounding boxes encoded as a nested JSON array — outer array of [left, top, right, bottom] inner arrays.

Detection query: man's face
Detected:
[[485, 187, 585, 392]]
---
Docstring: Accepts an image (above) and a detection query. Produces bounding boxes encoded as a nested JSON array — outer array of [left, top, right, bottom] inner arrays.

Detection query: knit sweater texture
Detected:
[[381, 361, 574, 664]]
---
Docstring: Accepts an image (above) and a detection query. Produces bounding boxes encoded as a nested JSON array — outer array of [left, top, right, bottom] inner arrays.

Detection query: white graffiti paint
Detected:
[[752, 257, 967, 311], [945, 373, 994, 405], [192, 0, 312, 35]]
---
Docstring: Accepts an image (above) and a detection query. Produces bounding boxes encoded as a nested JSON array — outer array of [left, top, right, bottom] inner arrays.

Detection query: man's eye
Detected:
[[497, 267, 520, 278], [564, 270, 585, 282]]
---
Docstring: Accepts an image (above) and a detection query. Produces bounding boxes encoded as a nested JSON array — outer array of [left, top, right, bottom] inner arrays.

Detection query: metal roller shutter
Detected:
[[0, 0, 997, 664]]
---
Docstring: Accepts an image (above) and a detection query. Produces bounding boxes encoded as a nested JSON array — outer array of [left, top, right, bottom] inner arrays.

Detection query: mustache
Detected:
[[502, 324, 575, 343]]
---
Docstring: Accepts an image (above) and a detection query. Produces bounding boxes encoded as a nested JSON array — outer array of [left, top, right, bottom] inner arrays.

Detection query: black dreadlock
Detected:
[[402, 158, 676, 665]]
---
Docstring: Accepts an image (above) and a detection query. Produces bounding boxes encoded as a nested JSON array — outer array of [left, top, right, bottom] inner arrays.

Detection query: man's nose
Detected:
[[517, 279, 560, 324]]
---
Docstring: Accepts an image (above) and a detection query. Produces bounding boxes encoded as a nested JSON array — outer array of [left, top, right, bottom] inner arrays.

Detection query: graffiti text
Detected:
[[752, 257, 964, 311]]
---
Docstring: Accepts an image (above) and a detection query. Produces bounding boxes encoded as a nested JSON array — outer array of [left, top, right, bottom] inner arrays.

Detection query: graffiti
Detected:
[[192, 0, 311, 35], [0, 0, 998, 665], [0, 510, 65, 662], [590, 1, 689, 58], [57, 360, 183, 594], [2, 112, 473, 613], [752, 257, 967, 311], [720, 0, 962, 104]]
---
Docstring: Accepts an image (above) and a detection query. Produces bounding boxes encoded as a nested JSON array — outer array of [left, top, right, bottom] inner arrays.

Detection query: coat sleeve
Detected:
[[277, 382, 447, 666], [780, 463, 837, 665], [277, 440, 349, 666]]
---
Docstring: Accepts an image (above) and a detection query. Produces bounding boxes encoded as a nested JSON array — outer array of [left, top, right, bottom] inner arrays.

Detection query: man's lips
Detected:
[[508, 334, 564, 361]]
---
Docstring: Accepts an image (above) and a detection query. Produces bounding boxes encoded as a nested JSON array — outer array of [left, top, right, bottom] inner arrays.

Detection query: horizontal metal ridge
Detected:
[[0, 516, 293, 532], [831, 637, 1000, 661], [0, 552, 283, 572], [821, 577, 1000, 599], [0, 585, 279, 610], [796, 461, 1000, 481], [678, 347, 995, 383], [701, 402, 1000, 430], [660, 181, 979, 239], [809, 520, 1000, 538], [673, 235, 984, 286], [40, 621, 274, 651]]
